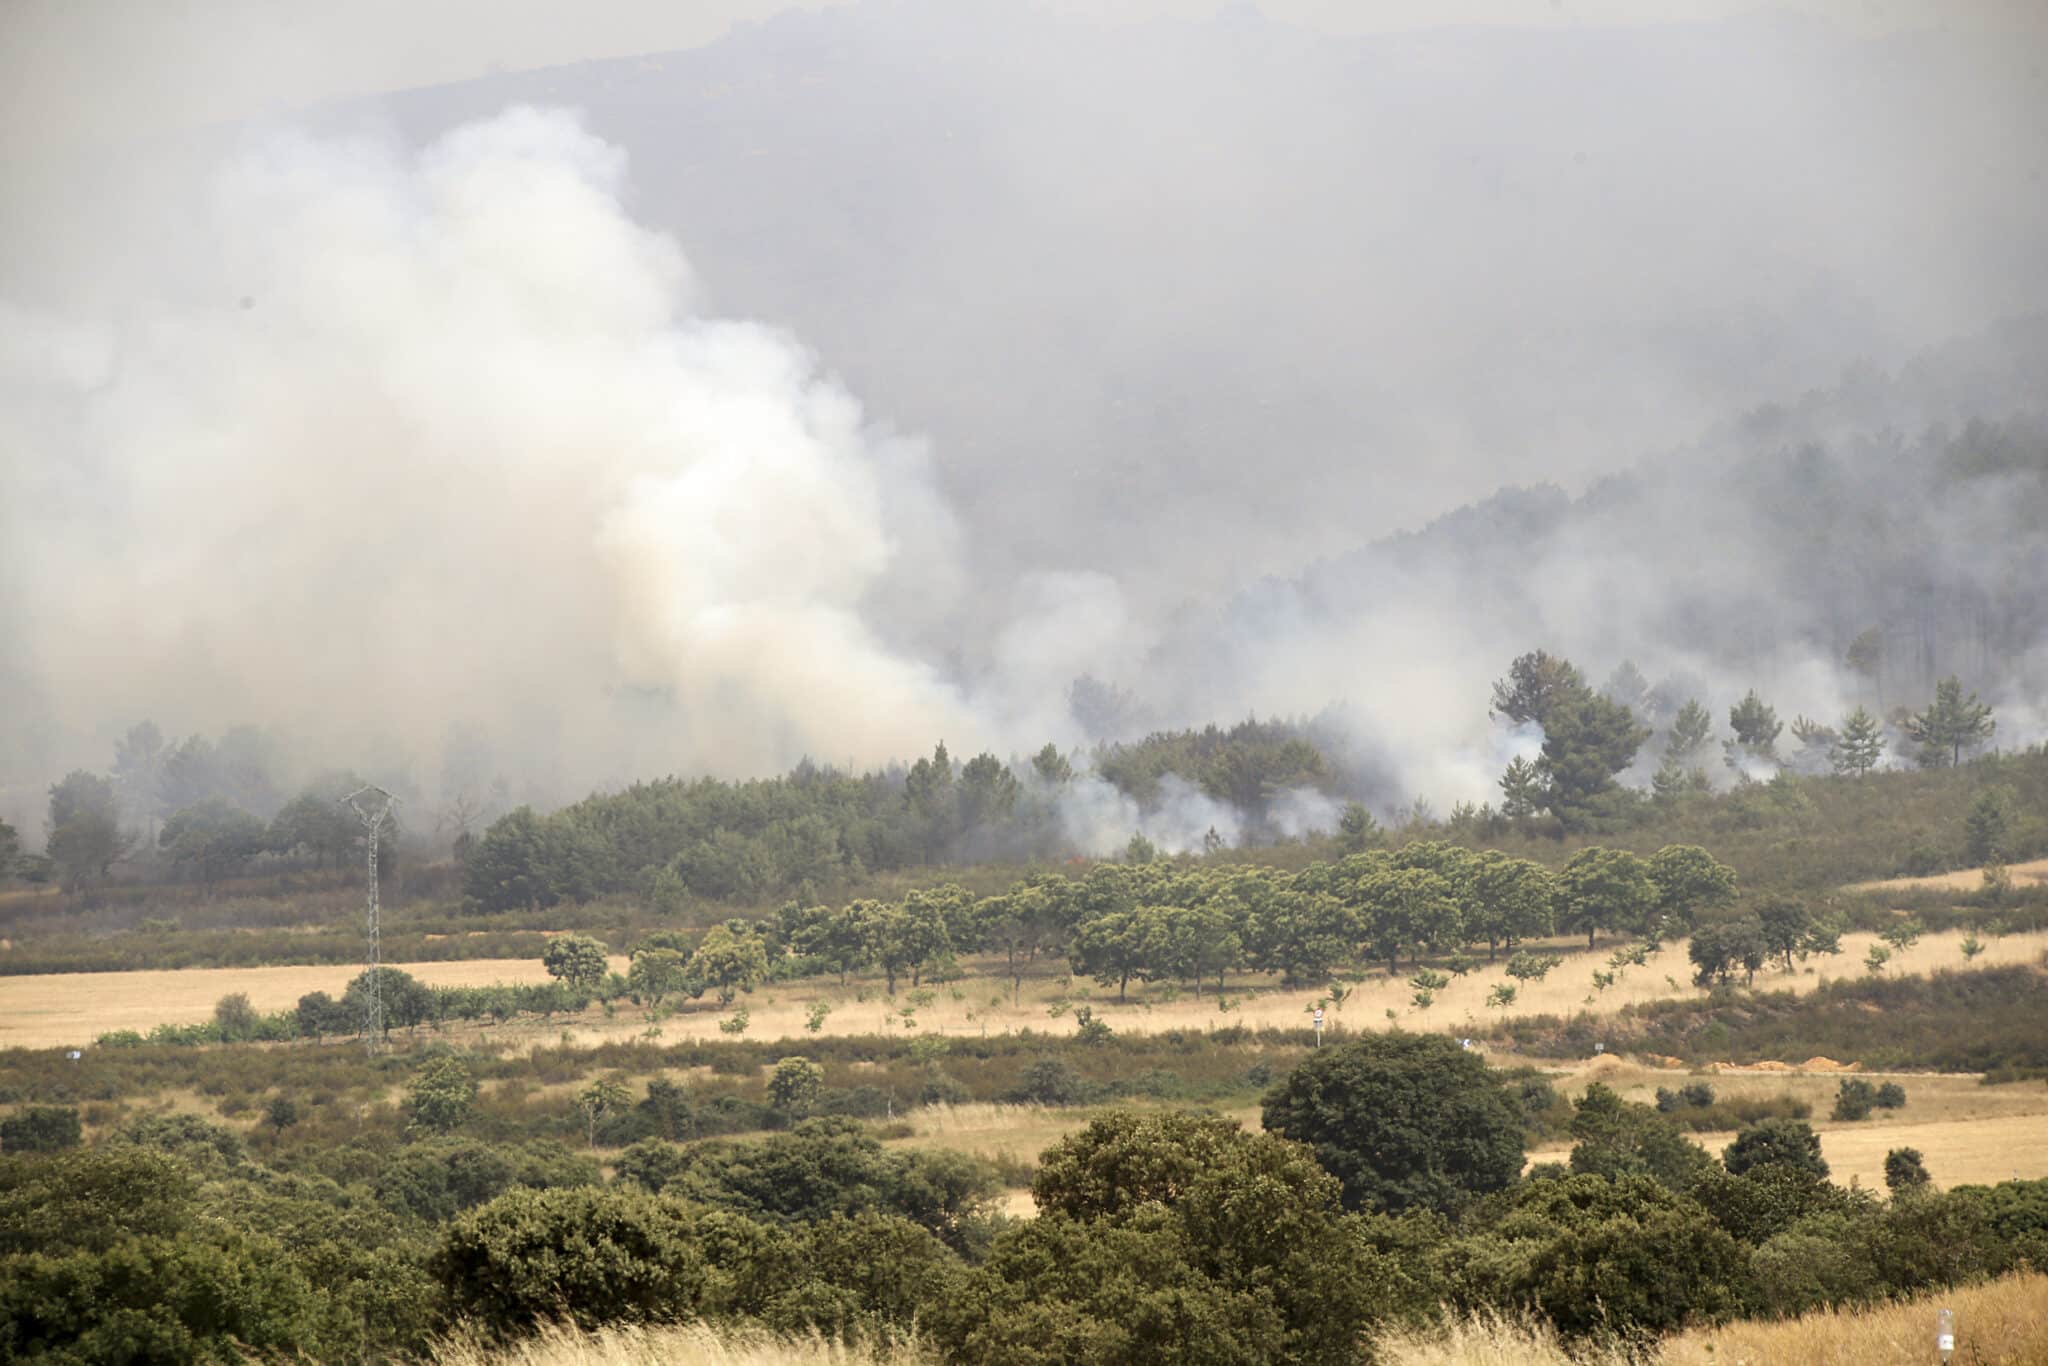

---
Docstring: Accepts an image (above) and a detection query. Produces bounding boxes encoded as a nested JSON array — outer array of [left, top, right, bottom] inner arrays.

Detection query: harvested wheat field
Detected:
[[1847, 856, 2048, 895], [1524, 1066, 2048, 1189], [2, 927, 2040, 1053], [0, 956, 625, 1049], [1640, 1111, 2048, 1192], [399, 925, 2048, 1052]]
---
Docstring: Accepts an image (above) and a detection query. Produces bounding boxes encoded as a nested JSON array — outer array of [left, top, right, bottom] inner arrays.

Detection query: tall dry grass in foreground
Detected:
[[1657, 1269, 2048, 1365], [1369, 1310, 1635, 1365], [446, 1275, 2048, 1365], [1371, 1271, 2048, 1365], [437, 1321, 926, 1366]]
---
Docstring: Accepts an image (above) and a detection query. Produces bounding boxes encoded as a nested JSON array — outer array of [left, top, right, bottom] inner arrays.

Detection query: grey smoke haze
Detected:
[[3, 1, 2046, 831]]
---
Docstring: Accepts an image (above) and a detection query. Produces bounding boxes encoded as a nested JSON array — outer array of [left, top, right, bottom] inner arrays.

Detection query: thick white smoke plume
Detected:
[[1, 108, 1045, 799], [6, 2, 2047, 841]]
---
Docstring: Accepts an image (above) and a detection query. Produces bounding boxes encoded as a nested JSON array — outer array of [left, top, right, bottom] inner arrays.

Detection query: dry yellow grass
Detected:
[[1537, 1061, 2048, 1127], [1522, 1064, 2048, 1190], [892, 1097, 1265, 1154], [1659, 1270, 2048, 1365], [546, 922, 2033, 1051], [1, 926, 2038, 1054], [1847, 856, 2048, 894], [1528, 1111, 2048, 1192], [438, 1321, 926, 1366], [1371, 1310, 1633, 1365], [0, 956, 622, 1050], [1371, 1272, 2048, 1365]]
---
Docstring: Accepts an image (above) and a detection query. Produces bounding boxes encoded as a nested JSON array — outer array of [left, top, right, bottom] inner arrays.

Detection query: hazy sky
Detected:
[[5, 0, 2040, 160]]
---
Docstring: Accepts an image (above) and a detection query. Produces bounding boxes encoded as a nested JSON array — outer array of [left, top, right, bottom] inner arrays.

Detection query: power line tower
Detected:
[[343, 785, 399, 1051]]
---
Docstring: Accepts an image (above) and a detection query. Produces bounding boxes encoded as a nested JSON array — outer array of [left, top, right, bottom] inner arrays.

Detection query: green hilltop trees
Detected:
[[1490, 650, 1650, 830], [45, 770, 128, 889], [1831, 706, 1886, 775], [1906, 677, 1996, 767]]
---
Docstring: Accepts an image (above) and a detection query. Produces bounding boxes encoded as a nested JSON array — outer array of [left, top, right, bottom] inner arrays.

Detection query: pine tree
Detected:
[[1723, 690, 1782, 771], [1650, 758, 1690, 805], [1600, 660, 1650, 714], [1964, 789, 2012, 865], [1498, 756, 1545, 821], [1489, 651, 1585, 727], [1905, 677, 1995, 768], [1538, 693, 1649, 828], [1830, 706, 1884, 776], [1664, 699, 1712, 765]]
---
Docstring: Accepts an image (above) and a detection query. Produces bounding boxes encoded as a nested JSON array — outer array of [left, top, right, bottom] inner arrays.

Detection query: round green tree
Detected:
[[1723, 1118, 1829, 1180], [406, 1055, 479, 1135], [1261, 1033, 1526, 1214], [542, 933, 610, 989], [768, 1057, 825, 1117]]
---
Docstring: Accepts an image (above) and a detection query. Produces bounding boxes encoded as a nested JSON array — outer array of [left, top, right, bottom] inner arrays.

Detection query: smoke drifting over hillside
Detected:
[[4, 2, 2047, 833]]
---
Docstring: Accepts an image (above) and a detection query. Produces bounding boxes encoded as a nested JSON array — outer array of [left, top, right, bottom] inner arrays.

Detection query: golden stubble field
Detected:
[[1525, 1057, 2048, 1190], [901, 1062, 2048, 1211], [1847, 855, 2048, 895], [2, 926, 2039, 1054], [0, 955, 624, 1050]]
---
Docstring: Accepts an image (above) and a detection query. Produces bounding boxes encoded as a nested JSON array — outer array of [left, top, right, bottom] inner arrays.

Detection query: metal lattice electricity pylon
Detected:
[[343, 785, 399, 1051]]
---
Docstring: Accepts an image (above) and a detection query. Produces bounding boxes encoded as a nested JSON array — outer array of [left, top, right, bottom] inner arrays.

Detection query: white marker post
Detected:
[[1937, 1307, 1955, 1362], [1313, 1006, 1325, 1047]]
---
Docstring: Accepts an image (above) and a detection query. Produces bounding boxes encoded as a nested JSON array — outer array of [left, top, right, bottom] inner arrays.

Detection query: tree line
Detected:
[[1486, 649, 1999, 834], [464, 839, 1747, 1014], [3, 655, 2000, 897]]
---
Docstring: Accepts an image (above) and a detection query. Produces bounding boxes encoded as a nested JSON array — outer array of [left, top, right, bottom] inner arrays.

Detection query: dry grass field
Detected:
[[1656, 1269, 2048, 1365], [444, 1271, 2048, 1365], [2, 925, 2038, 1054], [440, 1321, 927, 1366], [1523, 1059, 2048, 1189], [1847, 856, 2048, 894], [1371, 1272, 2048, 1364], [916, 1062, 2048, 1206], [0, 955, 624, 1049]]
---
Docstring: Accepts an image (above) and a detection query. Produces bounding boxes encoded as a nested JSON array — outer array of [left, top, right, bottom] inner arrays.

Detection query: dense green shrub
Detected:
[[1723, 1120, 1829, 1179], [1436, 1174, 1749, 1338], [433, 1186, 720, 1333], [107, 1113, 245, 1170], [1832, 1078, 1878, 1120], [371, 1137, 599, 1222], [1566, 1084, 1716, 1191], [938, 1110, 1413, 1365], [1262, 1033, 1525, 1214], [0, 1105, 82, 1153]]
